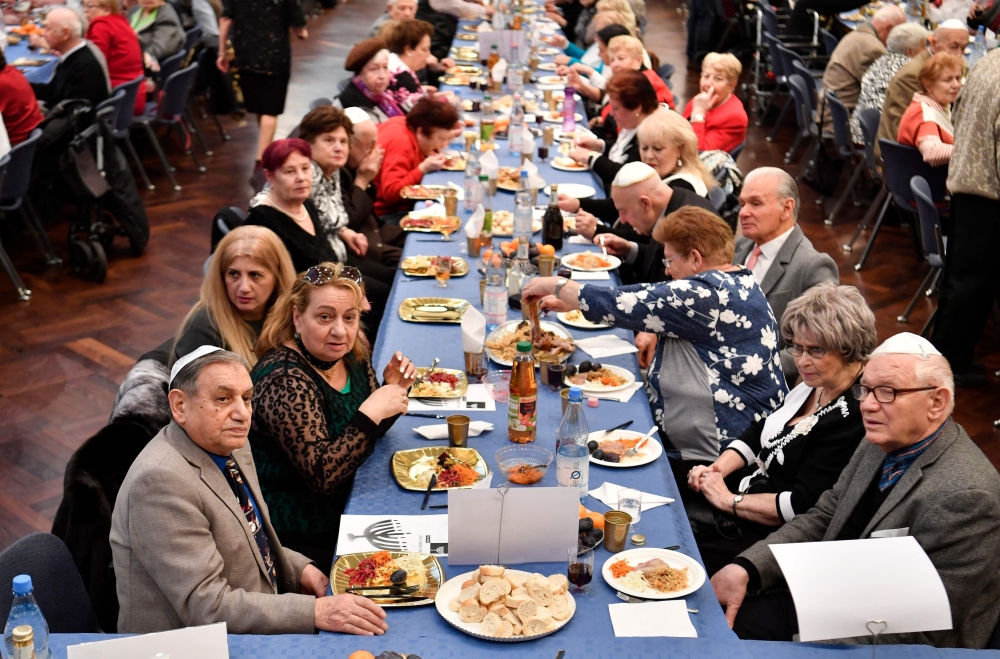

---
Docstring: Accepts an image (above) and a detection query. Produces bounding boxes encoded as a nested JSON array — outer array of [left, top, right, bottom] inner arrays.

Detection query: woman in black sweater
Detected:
[[685, 284, 878, 576]]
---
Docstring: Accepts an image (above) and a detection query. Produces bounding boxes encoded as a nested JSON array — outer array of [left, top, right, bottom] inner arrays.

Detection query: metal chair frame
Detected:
[[823, 90, 865, 225]]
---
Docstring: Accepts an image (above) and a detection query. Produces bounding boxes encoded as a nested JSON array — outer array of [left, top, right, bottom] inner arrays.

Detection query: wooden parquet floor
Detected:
[[0, 0, 997, 550]]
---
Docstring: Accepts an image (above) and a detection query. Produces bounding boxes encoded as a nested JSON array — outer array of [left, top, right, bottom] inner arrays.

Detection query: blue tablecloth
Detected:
[[4, 35, 57, 84]]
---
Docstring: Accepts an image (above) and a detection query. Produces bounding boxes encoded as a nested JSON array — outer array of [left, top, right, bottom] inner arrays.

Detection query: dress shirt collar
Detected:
[[388, 51, 410, 74], [879, 419, 949, 491], [59, 39, 87, 63], [756, 225, 795, 262]]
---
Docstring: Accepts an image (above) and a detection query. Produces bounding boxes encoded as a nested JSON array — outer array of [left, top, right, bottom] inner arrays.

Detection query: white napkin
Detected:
[[589, 381, 644, 403], [491, 58, 507, 83], [461, 306, 486, 353], [567, 235, 592, 245], [465, 204, 485, 238], [477, 21, 493, 32], [408, 203, 446, 219], [415, 420, 494, 440], [608, 602, 697, 638], [575, 335, 639, 359], [571, 270, 611, 281], [588, 481, 673, 511], [479, 149, 499, 179], [520, 125, 535, 155], [521, 157, 546, 190]]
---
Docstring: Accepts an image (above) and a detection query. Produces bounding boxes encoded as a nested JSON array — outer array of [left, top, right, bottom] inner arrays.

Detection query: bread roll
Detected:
[[523, 617, 550, 636], [460, 599, 487, 623], [481, 612, 503, 636], [505, 587, 530, 609], [479, 579, 506, 605], [500, 620, 514, 637], [459, 581, 481, 602], [547, 574, 569, 594], [549, 593, 570, 621], [504, 570, 529, 589], [516, 598, 537, 623], [502, 610, 523, 636], [535, 605, 553, 621], [497, 578, 512, 596], [487, 602, 509, 615], [448, 597, 462, 612], [480, 564, 505, 578], [527, 576, 554, 606], [469, 569, 480, 584]]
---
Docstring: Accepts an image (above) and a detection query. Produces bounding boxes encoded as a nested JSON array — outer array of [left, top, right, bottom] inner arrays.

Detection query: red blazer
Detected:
[[0, 66, 44, 145], [683, 94, 748, 153], [87, 14, 147, 115], [374, 116, 426, 216], [600, 68, 676, 122]]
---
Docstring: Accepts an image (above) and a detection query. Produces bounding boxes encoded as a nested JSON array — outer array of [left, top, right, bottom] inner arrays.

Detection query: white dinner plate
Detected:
[[537, 75, 566, 85], [564, 364, 635, 393], [556, 311, 609, 329], [601, 548, 706, 600], [537, 62, 558, 71], [544, 183, 595, 199], [588, 429, 662, 468], [543, 113, 584, 124], [550, 157, 589, 173], [561, 252, 621, 272]]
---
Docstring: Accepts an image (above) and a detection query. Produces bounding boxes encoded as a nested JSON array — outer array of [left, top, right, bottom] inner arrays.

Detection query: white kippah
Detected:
[[170, 345, 224, 387], [871, 332, 942, 359], [343, 106, 374, 126], [937, 18, 967, 30], [612, 162, 658, 188]]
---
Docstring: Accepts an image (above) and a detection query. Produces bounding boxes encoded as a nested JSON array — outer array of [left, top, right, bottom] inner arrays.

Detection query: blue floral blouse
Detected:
[[578, 268, 788, 463]]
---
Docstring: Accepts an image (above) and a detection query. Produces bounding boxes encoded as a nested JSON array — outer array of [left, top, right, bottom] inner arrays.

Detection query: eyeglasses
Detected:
[[851, 384, 937, 404], [301, 264, 363, 287], [661, 254, 682, 270], [790, 344, 828, 360]]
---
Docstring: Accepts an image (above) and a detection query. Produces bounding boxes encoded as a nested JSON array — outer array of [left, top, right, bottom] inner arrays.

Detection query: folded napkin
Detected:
[[588, 481, 673, 511], [571, 270, 611, 281], [477, 21, 493, 32], [408, 203, 446, 219], [567, 235, 592, 245], [491, 58, 507, 83], [520, 125, 535, 155], [589, 381, 643, 403], [521, 157, 546, 190], [461, 306, 486, 353], [415, 421, 494, 440], [575, 335, 639, 359], [608, 602, 696, 638], [465, 203, 485, 238], [480, 148, 499, 179]]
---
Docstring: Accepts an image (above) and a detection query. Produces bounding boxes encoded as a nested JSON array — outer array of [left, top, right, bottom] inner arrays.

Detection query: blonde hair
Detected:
[[256, 262, 370, 364], [175, 226, 296, 367], [607, 35, 644, 61], [637, 108, 716, 190], [702, 52, 742, 83], [596, 0, 635, 25], [587, 10, 636, 41]]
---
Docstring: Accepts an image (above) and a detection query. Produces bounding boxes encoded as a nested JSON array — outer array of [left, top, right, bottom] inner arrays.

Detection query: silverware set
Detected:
[[614, 590, 698, 613]]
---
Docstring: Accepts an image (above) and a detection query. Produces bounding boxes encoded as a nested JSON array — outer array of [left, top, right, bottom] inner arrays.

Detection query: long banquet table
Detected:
[[4, 35, 58, 84]]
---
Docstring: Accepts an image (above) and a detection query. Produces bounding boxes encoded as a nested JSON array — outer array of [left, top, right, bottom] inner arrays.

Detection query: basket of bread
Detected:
[[434, 565, 575, 641]]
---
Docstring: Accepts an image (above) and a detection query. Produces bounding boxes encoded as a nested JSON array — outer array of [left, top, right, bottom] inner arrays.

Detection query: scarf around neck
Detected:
[[352, 76, 403, 119], [912, 92, 954, 138]]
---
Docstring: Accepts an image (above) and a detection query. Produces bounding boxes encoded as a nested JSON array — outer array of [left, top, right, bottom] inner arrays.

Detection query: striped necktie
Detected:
[[223, 456, 277, 588]]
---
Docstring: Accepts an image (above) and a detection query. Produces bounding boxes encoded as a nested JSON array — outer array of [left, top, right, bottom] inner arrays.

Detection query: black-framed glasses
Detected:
[[301, 264, 363, 287], [791, 344, 828, 360], [661, 254, 682, 270], [851, 384, 937, 404]]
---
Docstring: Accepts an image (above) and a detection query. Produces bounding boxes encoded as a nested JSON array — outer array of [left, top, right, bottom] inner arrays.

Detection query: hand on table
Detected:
[[419, 152, 448, 173], [635, 331, 658, 369], [299, 563, 329, 597], [594, 233, 633, 258], [568, 147, 595, 165], [558, 193, 582, 214], [315, 594, 388, 635], [711, 564, 749, 629], [383, 351, 417, 386]]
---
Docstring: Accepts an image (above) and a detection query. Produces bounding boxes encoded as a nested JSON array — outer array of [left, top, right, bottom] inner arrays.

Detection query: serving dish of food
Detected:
[[551, 156, 588, 172], [409, 367, 469, 398], [435, 566, 576, 641], [332, 551, 444, 607], [392, 448, 490, 490], [601, 548, 706, 600], [496, 166, 522, 192], [398, 297, 470, 323], [456, 33, 479, 40], [564, 363, 635, 393], [400, 255, 469, 277], [486, 320, 575, 366], [399, 215, 462, 234], [561, 251, 621, 272], [400, 184, 459, 200], [556, 310, 609, 329], [586, 428, 663, 467], [542, 111, 585, 124], [487, 211, 542, 237]]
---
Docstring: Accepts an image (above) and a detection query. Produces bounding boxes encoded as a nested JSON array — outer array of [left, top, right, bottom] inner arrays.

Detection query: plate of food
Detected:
[[400, 255, 469, 278], [542, 111, 584, 123], [400, 184, 460, 200], [536, 46, 561, 56], [537, 62, 558, 71], [496, 166, 522, 192], [435, 566, 576, 641], [452, 50, 480, 62], [409, 367, 469, 398], [332, 551, 444, 607], [398, 297, 470, 323], [392, 447, 490, 490], [602, 549, 706, 600], [556, 310, 608, 329], [448, 64, 482, 74], [543, 183, 595, 199], [399, 215, 462, 234], [456, 33, 479, 40], [551, 156, 588, 172], [11, 57, 49, 67], [587, 428, 662, 467], [490, 210, 542, 237], [562, 251, 620, 272], [564, 363, 634, 393], [486, 319, 575, 366], [442, 75, 472, 86], [537, 75, 566, 85], [442, 152, 468, 171]]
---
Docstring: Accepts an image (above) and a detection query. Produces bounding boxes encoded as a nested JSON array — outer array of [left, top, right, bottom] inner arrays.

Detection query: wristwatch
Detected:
[[553, 277, 569, 299], [732, 494, 744, 518], [691, 113, 706, 123]]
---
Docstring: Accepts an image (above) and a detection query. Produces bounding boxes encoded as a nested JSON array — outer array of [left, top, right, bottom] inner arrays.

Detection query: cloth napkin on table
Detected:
[[464, 204, 485, 239], [575, 335, 639, 359], [589, 381, 643, 403], [415, 421, 494, 440], [588, 481, 674, 511], [570, 270, 610, 281], [476, 21, 493, 32], [461, 306, 486, 353], [408, 202, 446, 219], [567, 235, 592, 245], [480, 148, 499, 179], [521, 157, 546, 191], [608, 602, 697, 638], [491, 58, 508, 84], [520, 125, 535, 155]]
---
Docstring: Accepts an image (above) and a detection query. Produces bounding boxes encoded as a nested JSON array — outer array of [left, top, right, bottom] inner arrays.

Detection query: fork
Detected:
[[624, 426, 658, 458], [615, 591, 698, 613], [416, 397, 446, 406]]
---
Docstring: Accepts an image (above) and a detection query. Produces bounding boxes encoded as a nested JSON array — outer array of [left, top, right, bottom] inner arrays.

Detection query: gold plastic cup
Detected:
[[521, 151, 534, 165], [444, 190, 459, 216], [447, 414, 471, 448], [560, 387, 571, 414], [464, 131, 477, 151], [480, 278, 487, 305], [542, 125, 555, 147], [603, 511, 633, 553], [537, 254, 555, 276], [468, 235, 482, 257]]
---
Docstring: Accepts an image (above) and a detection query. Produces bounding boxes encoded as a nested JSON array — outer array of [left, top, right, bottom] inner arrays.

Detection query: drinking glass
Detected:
[[618, 487, 642, 531], [435, 256, 452, 288], [537, 145, 549, 162], [567, 547, 594, 594]]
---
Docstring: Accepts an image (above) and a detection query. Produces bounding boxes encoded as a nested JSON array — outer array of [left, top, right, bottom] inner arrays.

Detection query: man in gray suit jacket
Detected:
[[733, 168, 839, 378], [712, 333, 1000, 648], [111, 347, 389, 636]]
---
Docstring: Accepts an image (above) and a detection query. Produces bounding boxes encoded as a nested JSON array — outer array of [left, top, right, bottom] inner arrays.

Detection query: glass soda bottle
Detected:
[[508, 341, 537, 443], [542, 183, 564, 250], [480, 94, 496, 143], [555, 385, 590, 502], [4, 575, 50, 659]]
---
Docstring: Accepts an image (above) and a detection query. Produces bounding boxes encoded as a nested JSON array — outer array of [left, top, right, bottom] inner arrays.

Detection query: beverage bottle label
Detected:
[[507, 394, 537, 432]]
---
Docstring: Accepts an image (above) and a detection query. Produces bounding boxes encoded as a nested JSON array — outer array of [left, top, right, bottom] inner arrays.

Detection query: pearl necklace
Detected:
[[267, 191, 309, 225], [712, 93, 733, 110]]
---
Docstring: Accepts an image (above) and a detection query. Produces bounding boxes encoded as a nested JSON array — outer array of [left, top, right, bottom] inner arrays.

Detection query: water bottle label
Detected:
[[508, 394, 537, 432]]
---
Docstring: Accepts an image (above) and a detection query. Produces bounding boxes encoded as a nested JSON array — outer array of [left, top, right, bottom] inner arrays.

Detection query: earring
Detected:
[[294, 332, 300, 339], [677, 159, 683, 167]]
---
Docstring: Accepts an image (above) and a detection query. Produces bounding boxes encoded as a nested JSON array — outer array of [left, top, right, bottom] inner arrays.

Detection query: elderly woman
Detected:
[[83, 0, 147, 114], [127, 0, 184, 67], [568, 34, 674, 110], [686, 283, 876, 576], [550, 11, 629, 70], [250, 263, 418, 568], [385, 19, 436, 111], [337, 38, 403, 123], [523, 205, 787, 486], [850, 23, 929, 144], [373, 96, 458, 220], [683, 52, 748, 153], [897, 52, 963, 166]]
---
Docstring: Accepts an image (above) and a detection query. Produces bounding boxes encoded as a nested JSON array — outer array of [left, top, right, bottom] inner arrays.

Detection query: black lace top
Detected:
[[249, 346, 398, 539]]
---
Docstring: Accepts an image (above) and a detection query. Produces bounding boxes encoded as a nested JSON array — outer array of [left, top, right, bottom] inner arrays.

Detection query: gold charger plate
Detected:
[[400, 255, 470, 278], [456, 33, 478, 40], [399, 216, 462, 234], [409, 367, 469, 398], [331, 552, 444, 607], [392, 447, 490, 490], [399, 297, 470, 323], [400, 184, 457, 200]]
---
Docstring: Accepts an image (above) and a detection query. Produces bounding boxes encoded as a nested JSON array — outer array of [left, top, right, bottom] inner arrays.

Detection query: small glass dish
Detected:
[[495, 445, 553, 485], [482, 370, 511, 402]]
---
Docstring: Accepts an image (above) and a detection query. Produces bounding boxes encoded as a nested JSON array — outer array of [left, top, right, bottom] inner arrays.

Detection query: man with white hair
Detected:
[[344, 106, 385, 199], [711, 332, 1000, 647], [29, 6, 109, 109], [821, 4, 906, 134], [876, 19, 970, 162], [368, 0, 417, 37]]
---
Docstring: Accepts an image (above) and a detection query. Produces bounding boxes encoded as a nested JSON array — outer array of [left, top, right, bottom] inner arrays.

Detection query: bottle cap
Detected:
[[516, 341, 532, 352], [587, 396, 599, 408], [12, 574, 32, 595], [631, 534, 646, 546], [479, 174, 488, 181], [11, 625, 33, 644], [569, 385, 582, 402], [520, 170, 528, 178]]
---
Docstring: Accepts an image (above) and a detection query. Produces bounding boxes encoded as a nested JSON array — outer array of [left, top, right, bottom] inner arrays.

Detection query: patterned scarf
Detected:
[[879, 420, 949, 491], [352, 76, 404, 118], [310, 163, 349, 262]]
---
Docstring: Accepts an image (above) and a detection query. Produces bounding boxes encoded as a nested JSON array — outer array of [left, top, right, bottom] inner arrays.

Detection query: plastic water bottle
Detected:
[[970, 26, 987, 67], [4, 575, 51, 659], [513, 170, 533, 243], [483, 253, 509, 332], [562, 85, 577, 133], [463, 147, 482, 211], [480, 94, 496, 144], [480, 174, 493, 233], [556, 386, 590, 502], [509, 94, 525, 154]]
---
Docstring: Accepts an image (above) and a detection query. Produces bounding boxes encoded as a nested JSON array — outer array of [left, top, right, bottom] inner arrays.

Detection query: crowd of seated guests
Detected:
[[81, 0, 147, 114]]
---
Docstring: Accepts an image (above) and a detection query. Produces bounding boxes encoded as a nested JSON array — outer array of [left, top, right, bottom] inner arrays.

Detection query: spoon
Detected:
[[417, 358, 440, 383]]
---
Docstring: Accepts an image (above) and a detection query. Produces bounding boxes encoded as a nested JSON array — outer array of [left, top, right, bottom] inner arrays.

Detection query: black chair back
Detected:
[[825, 90, 854, 156], [786, 74, 811, 131], [857, 108, 881, 176], [158, 63, 200, 120], [0, 128, 42, 203], [879, 139, 949, 208], [157, 49, 188, 89], [0, 534, 99, 633], [909, 175, 945, 266], [762, 33, 787, 81], [183, 25, 202, 53], [110, 74, 145, 135], [211, 206, 247, 252], [820, 28, 838, 56], [729, 141, 746, 159], [759, 3, 780, 35], [95, 89, 127, 133], [790, 58, 817, 114]]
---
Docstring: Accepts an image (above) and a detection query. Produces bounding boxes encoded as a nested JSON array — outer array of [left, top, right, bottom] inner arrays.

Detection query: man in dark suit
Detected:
[[733, 167, 839, 378], [30, 7, 109, 110]]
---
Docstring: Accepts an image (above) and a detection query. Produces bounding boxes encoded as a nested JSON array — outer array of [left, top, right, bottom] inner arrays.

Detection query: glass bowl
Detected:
[[482, 370, 511, 402], [495, 445, 553, 485]]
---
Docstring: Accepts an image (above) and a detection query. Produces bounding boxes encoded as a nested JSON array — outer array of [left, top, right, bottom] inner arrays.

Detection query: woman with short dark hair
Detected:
[[385, 19, 435, 110], [337, 38, 402, 123]]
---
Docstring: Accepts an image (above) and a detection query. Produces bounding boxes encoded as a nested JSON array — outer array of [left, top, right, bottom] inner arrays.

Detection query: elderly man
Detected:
[[111, 347, 389, 635], [734, 168, 838, 377], [821, 4, 905, 134], [875, 19, 969, 162], [30, 7, 109, 110], [931, 48, 1000, 388], [368, 0, 417, 37], [711, 333, 1000, 648]]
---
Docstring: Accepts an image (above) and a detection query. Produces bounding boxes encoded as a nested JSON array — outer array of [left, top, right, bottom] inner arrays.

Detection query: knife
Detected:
[[421, 474, 438, 510], [602, 420, 634, 435], [407, 413, 447, 419]]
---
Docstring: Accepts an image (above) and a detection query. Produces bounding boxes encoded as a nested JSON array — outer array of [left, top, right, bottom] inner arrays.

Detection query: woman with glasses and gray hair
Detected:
[[249, 263, 419, 568], [686, 283, 877, 576]]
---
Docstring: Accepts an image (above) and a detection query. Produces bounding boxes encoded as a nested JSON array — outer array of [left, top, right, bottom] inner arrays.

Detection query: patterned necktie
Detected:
[[223, 457, 277, 589], [746, 245, 763, 271]]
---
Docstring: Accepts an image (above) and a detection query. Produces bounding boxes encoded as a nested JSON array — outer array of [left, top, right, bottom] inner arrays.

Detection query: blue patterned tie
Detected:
[[223, 456, 277, 588]]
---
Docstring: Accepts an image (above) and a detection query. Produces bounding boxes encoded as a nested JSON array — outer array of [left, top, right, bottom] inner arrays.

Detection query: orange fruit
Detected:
[[579, 503, 588, 518], [538, 244, 556, 256], [587, 511, 606, 531], [348, 652, 375, 659], [483, 248, 493, 261]]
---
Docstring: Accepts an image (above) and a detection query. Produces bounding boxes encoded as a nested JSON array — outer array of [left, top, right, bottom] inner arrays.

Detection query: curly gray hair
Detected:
[[780, 283, 878, 364]]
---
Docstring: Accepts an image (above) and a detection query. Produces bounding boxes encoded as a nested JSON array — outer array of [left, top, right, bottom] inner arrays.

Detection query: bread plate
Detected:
[[601, 548, 706, 600], [543, 112, 584, 124], [537, 75, 566, 85], [537, 62, 558, 71], [588, 429, 662, 468], [398, 297, 470, 323], [561, 251, 622, 272], [543, 183, 595, 199], [556, 310, 609, 329], [434, 571, 576, 642], [331, 552, 444, 607], [550, 156, 588, 172], [565, 364, 635, 394], [455, 33, 478, 40]]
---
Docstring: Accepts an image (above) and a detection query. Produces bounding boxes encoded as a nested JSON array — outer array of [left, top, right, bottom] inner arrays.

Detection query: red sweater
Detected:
[[600, 68, 676, 123], [87, 14, 147, 115], [683, 94, 748, 153], [374, 116, 426, 216], [0, 66, 44, 146]]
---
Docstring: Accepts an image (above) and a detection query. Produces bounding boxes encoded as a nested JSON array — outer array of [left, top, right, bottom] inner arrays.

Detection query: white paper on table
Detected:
[[464, 204, 485, 239], [570, 270, 611, 281], [588, 480, 673, 511], [770, 536, 952, 643], [590, 381, 644, 403], [415, 420, 493, 440], [575, 335, 640, 359], [407, 383, 497, 412], [337, 514, 450, 555], [567, 234, 593, 245], [476, 20, 492, 32], [461, 305, 486, 352], [479, 148, 500, 179], [447, 487, 579, 565], [68, 623, 228, 659], [520, 125, 535, 155], [608, 601, 697, 638], [477, 30, 525, 61], [408, 202, 446, 219]]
